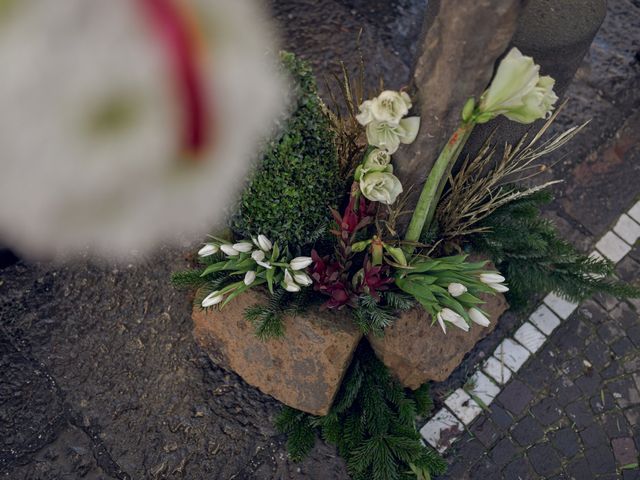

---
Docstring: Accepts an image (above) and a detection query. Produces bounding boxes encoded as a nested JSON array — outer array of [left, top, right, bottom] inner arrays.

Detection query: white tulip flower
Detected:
[[480, 273, 506, 284], [233, 241, 253, 253], [441, 308, 470, 332], [289, 256, 313, 271], [489, 283, 509, 293], [198, 243, 219, 257], [293, 272, 313, 287], [283, 269, 301, 292], [478, 48, 558, 124], [244, 270, 256, 286], [469, 308, 491, 327], [365, 117, 420, 154], [359, 171, 403, 205], [257, 234, 272, 251], [220, 244, 240, 256], [202, 291, 224, 307], [447, 283, 468, 297]]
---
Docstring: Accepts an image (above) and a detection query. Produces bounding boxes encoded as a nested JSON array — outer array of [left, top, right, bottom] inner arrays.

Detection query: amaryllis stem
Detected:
[[404, 121, 475, 253]]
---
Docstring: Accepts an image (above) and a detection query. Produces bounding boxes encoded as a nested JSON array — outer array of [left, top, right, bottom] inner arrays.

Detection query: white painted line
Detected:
[[420, 408, 464, 453], [529, 304, 561, 335], [514, 322, 547, 354], [595, 231, 631, 262], [613, 213, 640, 245], [445, 388, 483, 425], [544, 292, 578, 320], [483, 355, 513, 385]]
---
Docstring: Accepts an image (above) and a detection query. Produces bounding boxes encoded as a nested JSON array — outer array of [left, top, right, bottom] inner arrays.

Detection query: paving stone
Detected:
[[565, 456, 592, 480], [601, 411, 633, 438], [589, 390, 616, 413], [513, 322, 547, 354], [609, 376, 640, 408], [616, 255, 640, 283], [579, 300, 610, 325], [482, 356, 512, 385], [544, 292, 579, 320], [494, 338, 531, 373], [622, 469, 640, 480], [528, 442, 562, 477], [579, 422, 609, 449], [594, 292, 620, 312], [445, 389, 483, 426], [520, 357, 555, 390], [553, 377, 583, 407], [560, 357, 588, 379], [530, 304, 562, 336], [628, 200, 640, 223], [489, 437, 518, 467], [510, 415, 544, 447], [597, 321, 626, 344], [585, 445, 617, 475], [596, 231, 632, 262], [502, 457, 536, 480], [624, 357, 640, 374], [497, 380, 534, 416], [420, 408, 464, 453], [602, 361, 625, 379], [531, 398, 563, 426], [575, 371, 603, 396], [625, 406, 640, 428], [566, 401, 596, 429], [614, 213, 640, 244], [469, 458, 501, 480], [584, 338, 612, 370], [467, 371, 501, 407], [549, 427, 582, 458], [470, 416, 500, 448], [489, 403, 514, 431], [612, 336, 636, 356]]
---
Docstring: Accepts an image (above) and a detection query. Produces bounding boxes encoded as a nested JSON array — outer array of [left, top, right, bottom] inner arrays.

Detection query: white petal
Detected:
[[436, 312, 447, 334], [293, 272, 312, 286], [220, 244, 240, 256], [489, 283, 509, 293], [289, 256, 313, 270], [398, 117, 420, 144], [244, 270, 256, 286], [198, 244, 218, 257], [233, 241, 253, 253], [480, 273, 506, 284], [256, 260, 272, 269], [251, 250, 265, 262], [447, 282, 467, 297], [284, 282, 301, 293], [202, 291, 224, 307], [257, 234, 272, 251], [469, 308, 491, 327]]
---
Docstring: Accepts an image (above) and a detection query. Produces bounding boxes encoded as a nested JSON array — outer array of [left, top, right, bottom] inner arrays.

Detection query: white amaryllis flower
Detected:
[[220, 244, 240, 256], [356, 91, 412, 126], [440, 308, 470, 332], [489, 283, 509, 293], [359, 171, 403, 205], [469, 308, 491, 327], [232, 241, 253, 253], [480, 273, 506, 284], [365, 117, 420, 154], [293, 271, 312, 287], [283, 269, 301, 292], [447, 282, 468, 297], [361, 148, 392, 174], [244, 270, 256, 286], [289, 256, 313, 271], [255, 234, 272, 251], [478, 48, 558, 124], [202, 291, 224, 307], [198, 243, 219, 257]]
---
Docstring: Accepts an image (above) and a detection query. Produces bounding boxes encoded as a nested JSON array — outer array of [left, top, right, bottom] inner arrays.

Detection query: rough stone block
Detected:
[[445, 388, 482, 425], [192, 291, 362, 416], [544, 292, 578, 319], [514, 322, 547, 354], [529, 304, 561, 335], [367, 293, 508, 388], [596, 231, 631, 263], [614, 213, 640, 245], [494, 338, 531, 373], [420, 408, 464, 453]]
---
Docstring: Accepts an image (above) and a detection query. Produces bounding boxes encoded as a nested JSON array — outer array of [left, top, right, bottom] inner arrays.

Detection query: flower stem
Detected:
[[403, 121, 475, 253]]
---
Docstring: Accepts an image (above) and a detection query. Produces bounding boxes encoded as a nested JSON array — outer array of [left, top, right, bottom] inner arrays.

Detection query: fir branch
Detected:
[[171, 269, 207, 289]]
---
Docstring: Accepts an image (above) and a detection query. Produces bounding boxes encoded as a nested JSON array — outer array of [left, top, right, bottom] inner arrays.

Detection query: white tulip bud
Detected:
[[447, 283, 468, 297], [251, 250, 265, 262], [489, 283, 509, 293], [289, 256, 313, 270], [220, 244, 239, 256], [469, 308, 491, 327], [293, 272, 312, 287], [202, 291, 224, 307], [198, 243, 218, 257], [257, 234, 272, 251], [233, 241, 253, 253], [244, 270, 256, 286], [480, 273, 506, 284], [441, 308, 470, 332]]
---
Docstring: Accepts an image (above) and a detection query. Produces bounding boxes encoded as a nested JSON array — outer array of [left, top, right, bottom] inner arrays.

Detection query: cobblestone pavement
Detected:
[[1, 0, 639, 479]]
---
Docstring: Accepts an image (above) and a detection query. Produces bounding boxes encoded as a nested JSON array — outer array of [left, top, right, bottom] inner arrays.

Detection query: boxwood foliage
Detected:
[[231, 51, 342, 248]]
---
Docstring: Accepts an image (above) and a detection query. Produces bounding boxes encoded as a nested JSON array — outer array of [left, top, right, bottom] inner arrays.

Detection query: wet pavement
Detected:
[[1, 0, 640, 479]]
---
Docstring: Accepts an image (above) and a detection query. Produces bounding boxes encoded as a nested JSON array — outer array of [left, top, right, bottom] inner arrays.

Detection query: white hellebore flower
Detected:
[[489, 283, 509, 293], [220, 244, 240, 256], [360, 171, 403, 205], [356, 90, 412, 126], [365, 117, 420, 154], [283, 269, 301, 292], [256, 234, 272, 251], [468, 308, 491, 327], [447, 282, 468, 297], [480, 273, 506, 284], [440, 308, 470, 332], [198, 243, 219, 257], [362, 148, 392, 174], [293, 271, 313, 287], [289, 256, 313, 271], [233, 241, 253, 253], [478, 47, 558, 124], [202, 291, 224, 307], [244, 270, 256, 286]]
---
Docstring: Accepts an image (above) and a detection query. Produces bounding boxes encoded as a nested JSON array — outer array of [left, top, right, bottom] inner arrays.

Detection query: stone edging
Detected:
[[420, 200, 640, 453]]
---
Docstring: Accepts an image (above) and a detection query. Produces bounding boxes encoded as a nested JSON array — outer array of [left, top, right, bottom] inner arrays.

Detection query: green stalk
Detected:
[[404, 121, 475, 252]]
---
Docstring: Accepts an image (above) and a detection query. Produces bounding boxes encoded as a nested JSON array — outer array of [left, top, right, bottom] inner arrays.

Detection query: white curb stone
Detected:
[[514, 322, 547, 354], [613, 213, 640, 245], [595, 231, 631, 263], [544, 292, 578, 320], [628, 200, 640, 223], [494, 338, 531, 372], [529, 304, 561, 335], [467, 370, 501, 406], [483, 356, 513, 385], [445, 388, 483, 425], [420, 408, 464, 453]]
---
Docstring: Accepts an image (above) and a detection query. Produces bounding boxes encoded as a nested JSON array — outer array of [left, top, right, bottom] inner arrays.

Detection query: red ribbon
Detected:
[[138, 0, 210, 158]]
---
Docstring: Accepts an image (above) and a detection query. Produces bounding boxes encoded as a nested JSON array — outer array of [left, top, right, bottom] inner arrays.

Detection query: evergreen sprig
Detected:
[[276, 344, 447, 480], [352, 292, 415, 337], [471, 190, 639, 309]]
